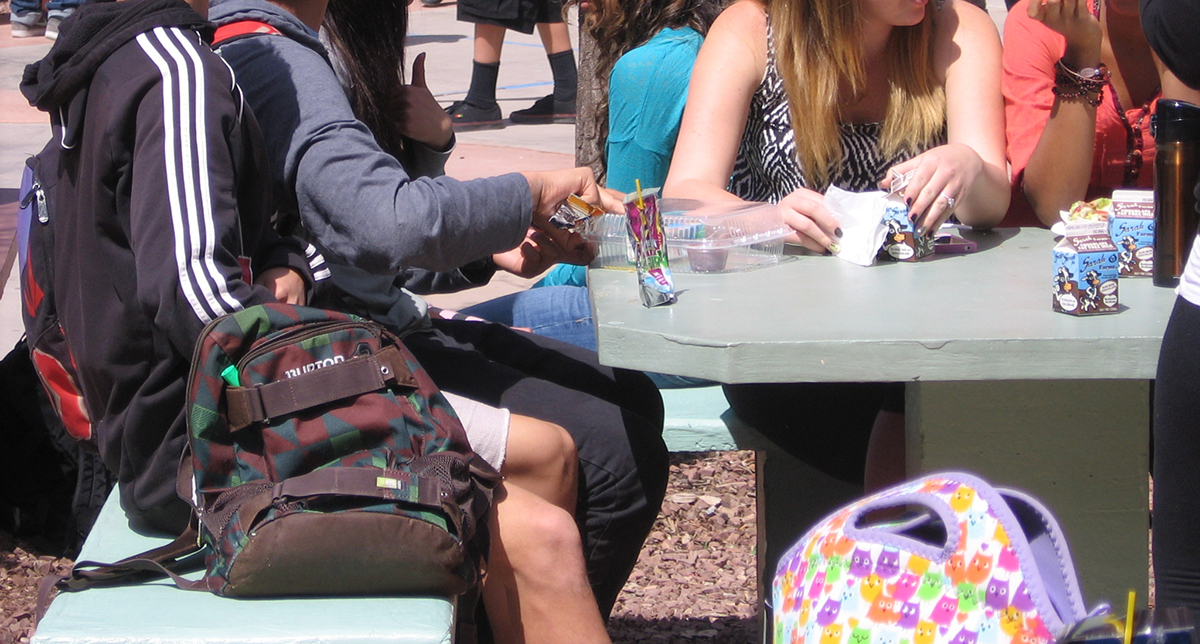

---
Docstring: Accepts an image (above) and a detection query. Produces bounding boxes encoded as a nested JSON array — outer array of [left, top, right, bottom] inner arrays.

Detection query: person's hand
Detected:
[[881, 143, 984, 237], [390, 53, 453, 151], [492, 227, 595, 278], [521, 166, 622, 252], [1026, 0, 1101, 67], [777, 186, 843, 253], [255, 267, 307, 305]]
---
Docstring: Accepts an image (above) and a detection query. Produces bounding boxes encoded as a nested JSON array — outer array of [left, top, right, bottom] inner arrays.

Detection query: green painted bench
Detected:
[[33, 488, 459, 644]]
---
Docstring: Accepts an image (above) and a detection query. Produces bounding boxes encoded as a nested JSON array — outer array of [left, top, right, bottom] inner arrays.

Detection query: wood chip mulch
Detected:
[[0, 531, 71, 644], [0, 451, 760, 643], [608, 451, 760, 643]]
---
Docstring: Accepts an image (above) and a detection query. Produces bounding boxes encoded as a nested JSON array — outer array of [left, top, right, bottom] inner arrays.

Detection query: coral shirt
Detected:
[[1002, 0, 1158, 227]]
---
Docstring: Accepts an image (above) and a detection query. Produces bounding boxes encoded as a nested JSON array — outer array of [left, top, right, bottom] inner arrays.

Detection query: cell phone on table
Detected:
[[934, 233, 976, 254]]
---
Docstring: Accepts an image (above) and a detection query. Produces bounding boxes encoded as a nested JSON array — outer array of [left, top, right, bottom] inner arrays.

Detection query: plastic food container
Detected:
[[583, 198, 791, 273]]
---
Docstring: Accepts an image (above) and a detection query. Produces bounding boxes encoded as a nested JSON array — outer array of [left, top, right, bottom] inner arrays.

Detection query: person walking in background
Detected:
[[10, 0, 83, 38], [445, 0, 577, 129]]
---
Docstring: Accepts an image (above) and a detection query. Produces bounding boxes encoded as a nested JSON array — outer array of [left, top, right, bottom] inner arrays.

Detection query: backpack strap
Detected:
[[225, 344, 417, 430], [212, 20, 282, 46]]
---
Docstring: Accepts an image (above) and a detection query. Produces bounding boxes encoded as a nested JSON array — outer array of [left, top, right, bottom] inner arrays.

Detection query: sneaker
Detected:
[[45, 16, 62, 40], [11, 12, 47, 38], [445, 100, 505, 130], [508, 95, 576, 125]]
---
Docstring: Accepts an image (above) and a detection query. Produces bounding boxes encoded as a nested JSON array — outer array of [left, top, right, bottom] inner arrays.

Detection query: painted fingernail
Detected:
[[835, 228, 844, 238], [828, 242, 841, 254], [916, 225, 926, 238], [906, 198, 913, 207]]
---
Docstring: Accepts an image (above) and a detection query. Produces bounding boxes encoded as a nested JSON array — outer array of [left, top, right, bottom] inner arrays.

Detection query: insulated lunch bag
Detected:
[[773, 472, 1088, 644]]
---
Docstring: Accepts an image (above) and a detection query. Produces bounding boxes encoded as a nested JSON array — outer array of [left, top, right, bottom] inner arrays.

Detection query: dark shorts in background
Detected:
[[457, 0, 563, 34]]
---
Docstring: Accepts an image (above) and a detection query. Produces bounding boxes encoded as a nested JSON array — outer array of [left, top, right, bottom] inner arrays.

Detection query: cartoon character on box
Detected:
[[1081, 270, 1102, 312], [1119, 236, 1137, 274], [1054, 267, 1073, 300]]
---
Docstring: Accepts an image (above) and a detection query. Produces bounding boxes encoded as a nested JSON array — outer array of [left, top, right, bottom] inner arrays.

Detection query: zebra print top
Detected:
[[728, 23, 945, 203]]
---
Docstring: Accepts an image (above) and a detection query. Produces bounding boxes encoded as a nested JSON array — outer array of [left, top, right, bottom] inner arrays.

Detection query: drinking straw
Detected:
[[1123, 591, 1136, 644], [635, 179, 645, 210]]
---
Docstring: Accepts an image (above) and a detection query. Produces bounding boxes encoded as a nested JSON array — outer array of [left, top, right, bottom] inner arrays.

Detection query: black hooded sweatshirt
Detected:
[[21, 0, 310, 533]]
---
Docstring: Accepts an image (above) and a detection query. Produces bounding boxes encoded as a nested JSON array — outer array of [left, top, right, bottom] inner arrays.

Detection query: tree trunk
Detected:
[[574, 21, 605, 185]]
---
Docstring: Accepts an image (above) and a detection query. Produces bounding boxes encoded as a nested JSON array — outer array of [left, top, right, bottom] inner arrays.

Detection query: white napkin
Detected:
[[824, 187, 888, 266]]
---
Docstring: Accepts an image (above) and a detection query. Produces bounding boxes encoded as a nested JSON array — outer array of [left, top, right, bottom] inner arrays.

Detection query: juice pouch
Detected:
[[625, 188, 676, 307]]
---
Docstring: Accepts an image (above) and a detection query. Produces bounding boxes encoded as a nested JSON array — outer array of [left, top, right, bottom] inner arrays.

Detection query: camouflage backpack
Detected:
[[57, 303, 499, 599]]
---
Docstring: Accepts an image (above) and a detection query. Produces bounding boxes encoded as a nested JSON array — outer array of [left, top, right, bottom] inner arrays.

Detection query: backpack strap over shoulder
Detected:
[[212, 20, 282, 46]]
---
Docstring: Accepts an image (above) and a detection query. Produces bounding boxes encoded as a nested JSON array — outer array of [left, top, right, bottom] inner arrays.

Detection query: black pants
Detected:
[[314, 266, 669, 616], [722, 382, 903, 484], [1154, 296, 1200, 610]]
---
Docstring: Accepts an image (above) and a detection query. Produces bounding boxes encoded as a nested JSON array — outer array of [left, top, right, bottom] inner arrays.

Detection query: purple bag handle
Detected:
[[840, 491, 964, 564]]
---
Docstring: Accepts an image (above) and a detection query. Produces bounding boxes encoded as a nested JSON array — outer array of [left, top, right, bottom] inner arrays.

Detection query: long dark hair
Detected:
[[323, 0, 413, 166], [567, 0, 726, 165]]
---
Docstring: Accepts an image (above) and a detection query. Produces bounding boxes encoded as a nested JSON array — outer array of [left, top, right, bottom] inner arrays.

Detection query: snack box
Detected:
[[582, 199, 791, 273], [1053, 217, 1120, 316], [1108, 189, 1155, 277], [879, 198, 934, 261]]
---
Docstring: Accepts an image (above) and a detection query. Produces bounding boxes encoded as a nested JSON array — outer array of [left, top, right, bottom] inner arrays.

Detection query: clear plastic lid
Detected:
[[654, 199, 790, 249]]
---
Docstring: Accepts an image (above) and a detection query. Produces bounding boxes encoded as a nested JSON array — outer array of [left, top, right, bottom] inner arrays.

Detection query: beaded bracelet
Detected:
[[1053, 58, 1109, 107]]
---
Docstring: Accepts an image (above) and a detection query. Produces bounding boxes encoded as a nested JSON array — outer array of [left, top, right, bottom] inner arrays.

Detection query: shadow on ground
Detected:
[[609, 615, 761, 643]]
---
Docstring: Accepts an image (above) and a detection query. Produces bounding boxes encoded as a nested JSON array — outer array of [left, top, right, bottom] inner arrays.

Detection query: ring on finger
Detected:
[[939, 193, 957, 210]]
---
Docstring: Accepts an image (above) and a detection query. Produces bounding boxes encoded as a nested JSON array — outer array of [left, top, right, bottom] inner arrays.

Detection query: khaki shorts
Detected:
[[443, 391, 510, 471]]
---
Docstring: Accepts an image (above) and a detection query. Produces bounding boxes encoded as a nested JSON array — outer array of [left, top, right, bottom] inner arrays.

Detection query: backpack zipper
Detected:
[[235, 321, 383, 378], [20, 179, 49, 223]]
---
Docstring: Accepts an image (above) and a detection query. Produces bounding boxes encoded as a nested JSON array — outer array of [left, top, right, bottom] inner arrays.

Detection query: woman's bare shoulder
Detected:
[[710, 0, 768, 41], [937, 0, 1003, 42]]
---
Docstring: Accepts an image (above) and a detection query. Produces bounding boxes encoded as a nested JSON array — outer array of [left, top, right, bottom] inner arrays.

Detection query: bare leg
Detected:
[[534, 21, 572, 55], [864, 410, 906, 493], [484, 484, 612, 644], [502, 415, 578, 512], [474, 23, 507, 64]]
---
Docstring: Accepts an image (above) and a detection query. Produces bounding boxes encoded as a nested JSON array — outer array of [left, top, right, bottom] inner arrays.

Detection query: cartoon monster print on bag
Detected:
[[823, 624, 846, 644], [876, 548, 902, 578], [772, 473, 1087, 644], [819, 597, 844, 626], [965, 548, 994, 585], [957, 582, 984, 613], [897, 601, 921, 629], [849, 626, 873, 644], [985, 578, 1010, 610], [929, 594, 959, 626], [889, 572, 921, 602], [851, 547, 875, 578], [917, 571, 945, 602], [951, 627, 978, 644], [915, 621, 938, 644]]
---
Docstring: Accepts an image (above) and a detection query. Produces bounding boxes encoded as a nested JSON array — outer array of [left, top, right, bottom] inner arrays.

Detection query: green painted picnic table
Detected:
[[589, 226, 1173, 611]]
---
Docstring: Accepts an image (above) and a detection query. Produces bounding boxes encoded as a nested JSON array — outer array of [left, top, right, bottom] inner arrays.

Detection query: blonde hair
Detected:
[[769, 0, 946, 190]]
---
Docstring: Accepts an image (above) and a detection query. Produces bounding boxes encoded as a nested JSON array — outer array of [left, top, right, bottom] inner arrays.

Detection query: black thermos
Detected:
[[1152, 99, 1200, 287]]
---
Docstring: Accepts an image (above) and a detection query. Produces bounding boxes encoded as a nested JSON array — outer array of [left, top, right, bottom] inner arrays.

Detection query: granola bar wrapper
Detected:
[[550, 194, 606, 231], [625, 188, 677, 307]]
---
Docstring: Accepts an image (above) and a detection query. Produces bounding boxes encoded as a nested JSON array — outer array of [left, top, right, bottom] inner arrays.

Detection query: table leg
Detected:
[[906, 379, 1151, 609]]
